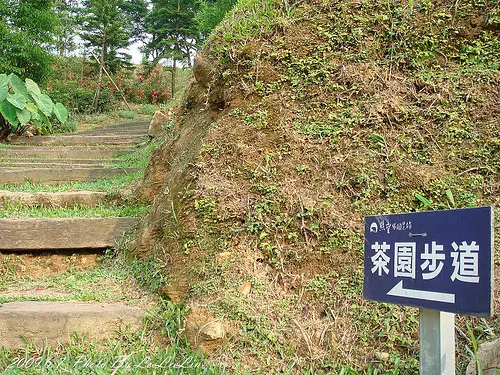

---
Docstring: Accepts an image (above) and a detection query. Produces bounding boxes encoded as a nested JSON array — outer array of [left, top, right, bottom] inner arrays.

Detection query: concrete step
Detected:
[[0, 301, 144, 349], [100, 121, 149, 130], [0, 166, 138, 184], [9, 134, 147, 146], [0, 158, 119, 165], [0, 146, 134, 159], [0, 162, 114, 168], [0, 190, 108, 207], [0, 217, 138, 251], [82, 129, 149, 136], [79, 124, 149, 135]]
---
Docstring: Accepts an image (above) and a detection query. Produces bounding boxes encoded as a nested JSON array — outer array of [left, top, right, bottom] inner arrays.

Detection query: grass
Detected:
[[0, 252, 228, 375], [0, 343, 227, 375], [0, 202, 150, 218], [145, 0, 500, 372], [0, 139, 161, 194], [0, 251, 162, 303]]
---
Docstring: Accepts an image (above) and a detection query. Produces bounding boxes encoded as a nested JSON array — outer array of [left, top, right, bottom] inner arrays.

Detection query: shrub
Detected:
[[119, 65, 172, 105], [0, 73, 68, 137]]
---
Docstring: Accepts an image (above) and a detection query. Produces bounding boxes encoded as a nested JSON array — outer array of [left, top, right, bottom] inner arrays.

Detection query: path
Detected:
[[0, 121, 150, 349]]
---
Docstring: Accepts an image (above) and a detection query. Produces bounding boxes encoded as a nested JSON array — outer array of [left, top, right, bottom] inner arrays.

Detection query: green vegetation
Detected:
[[0, 341, 226, 375], [136, 0, 499, 373], [0, 203, 149, 219], [0, 0, 498, 373], [196, 0, 238, 36], [0, 137, 161, 194], [0, 0, 58, 82], [0, 74, 68, 138], [0, 253, 227, 375]]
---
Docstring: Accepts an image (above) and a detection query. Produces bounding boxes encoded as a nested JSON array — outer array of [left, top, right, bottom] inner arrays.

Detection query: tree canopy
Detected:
[[196, 0, 237, 36], [0, 0, 59, 82]]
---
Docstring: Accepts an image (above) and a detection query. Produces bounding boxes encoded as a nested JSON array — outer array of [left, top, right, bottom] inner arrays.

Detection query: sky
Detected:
[[125, 42, 144, 64]]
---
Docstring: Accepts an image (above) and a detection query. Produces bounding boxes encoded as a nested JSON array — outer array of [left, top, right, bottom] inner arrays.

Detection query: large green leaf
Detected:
[[25, 102, 38, 113], [8, 74, 28, 96], [0, 100, 18, 124], [0, 85, 7, 102], [53, 102, 69, 123], [0, 74, 8, 88], [17, 108, 32, 125], [6, 93, 26, 110], [39, 111, 52, 132], [25, 78, 41, 96], [32, 92, 54, 116]]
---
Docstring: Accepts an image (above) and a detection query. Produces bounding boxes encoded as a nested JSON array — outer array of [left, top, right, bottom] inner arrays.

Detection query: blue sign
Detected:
[[364, 207, 493, 317]]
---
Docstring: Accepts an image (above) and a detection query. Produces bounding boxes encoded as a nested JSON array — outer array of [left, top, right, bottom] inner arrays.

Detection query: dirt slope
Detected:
[[137, 0, 499, 372]]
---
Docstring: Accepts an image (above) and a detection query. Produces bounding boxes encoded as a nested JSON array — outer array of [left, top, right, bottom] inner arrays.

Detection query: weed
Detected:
[[0, 201, 150, 218], [139, 104, 158, 115], [117, 110, 137, 119]]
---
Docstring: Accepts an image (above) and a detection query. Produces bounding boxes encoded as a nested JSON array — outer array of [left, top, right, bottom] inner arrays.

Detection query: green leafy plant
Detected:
[[0, 73, 68, 137]]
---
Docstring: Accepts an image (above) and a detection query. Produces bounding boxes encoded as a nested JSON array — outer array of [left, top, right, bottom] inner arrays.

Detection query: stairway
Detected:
[[0, 120, 150, 349]]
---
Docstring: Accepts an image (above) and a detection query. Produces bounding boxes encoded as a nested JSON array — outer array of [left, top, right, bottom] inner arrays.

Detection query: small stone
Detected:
[[238, 281, 252, 296], [184, 308, 226, 353], [375, 352, 390, 361], [215, 252, 233, 265], [148, 111, 171, 138], [466, 338, 500, 375], [200, 321, 226, 341]]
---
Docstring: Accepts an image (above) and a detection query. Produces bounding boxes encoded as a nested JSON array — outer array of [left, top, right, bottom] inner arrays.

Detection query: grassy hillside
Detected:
[[137, 0, 499, 373]]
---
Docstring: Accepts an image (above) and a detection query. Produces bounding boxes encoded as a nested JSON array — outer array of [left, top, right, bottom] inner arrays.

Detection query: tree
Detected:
[[0, 0, 58, 82], [79, 0, 146, 109], [53, 0, 80, 57], [121, 0, 149, 43], [145, 0, 201, 95], [196, 0, 237, 36]]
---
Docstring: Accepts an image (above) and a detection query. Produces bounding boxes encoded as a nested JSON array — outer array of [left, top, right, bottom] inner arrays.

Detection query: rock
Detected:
[[148, 111, 171, 138], [0, 302, 144, 349], [375, 351, 390, 361], [466, 338, 500, 375], [184, 308, 226, 353], [215, 252, 233, 265], [193, 53, 215, 88], [238, 281, 252, 296]]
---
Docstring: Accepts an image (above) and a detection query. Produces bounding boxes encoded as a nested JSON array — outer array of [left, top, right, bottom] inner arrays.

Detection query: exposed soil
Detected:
[[0, 251, 100, 279], [137, 0, 499, 372]]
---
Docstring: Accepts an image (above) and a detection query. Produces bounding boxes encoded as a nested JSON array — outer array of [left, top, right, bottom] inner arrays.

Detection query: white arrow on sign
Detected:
[[387, 281, 455, 304]]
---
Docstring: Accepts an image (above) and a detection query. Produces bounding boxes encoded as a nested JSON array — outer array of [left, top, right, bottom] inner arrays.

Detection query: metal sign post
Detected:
[[420, 309, 455, 375], [363, 207, 494, 374]]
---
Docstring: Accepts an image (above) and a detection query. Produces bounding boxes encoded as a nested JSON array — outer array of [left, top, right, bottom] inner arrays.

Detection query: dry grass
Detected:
[[136, 0, 500, 373]]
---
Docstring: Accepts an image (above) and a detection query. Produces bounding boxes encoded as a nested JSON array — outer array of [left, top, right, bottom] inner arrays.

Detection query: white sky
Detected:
[[126, 42, 144, 64]]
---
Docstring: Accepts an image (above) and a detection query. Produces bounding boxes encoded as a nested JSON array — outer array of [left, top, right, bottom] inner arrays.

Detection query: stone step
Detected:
[[0, 190, 108, 207], [0, 301, 144, 349], [0, 166, 138, 184], [0, 158, 119, 165], [9, 134, 147, 146], [96, 121, 149, 130], [82, 129, 149, 136], [79, 125, 149, 134], [0, 162, 114, 168], [0, 217, 138, 251], [0, 146, 134, 159]]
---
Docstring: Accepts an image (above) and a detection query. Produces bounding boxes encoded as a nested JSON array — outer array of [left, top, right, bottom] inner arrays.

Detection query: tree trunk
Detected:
[[0, 115, 11, 140], [184, 40, 192, 68], [92, 26, 106, 111], [171, 57, 176, 98]]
